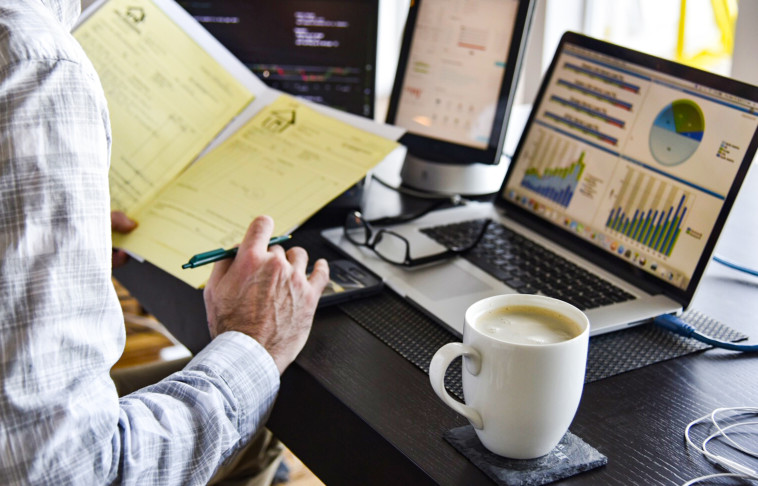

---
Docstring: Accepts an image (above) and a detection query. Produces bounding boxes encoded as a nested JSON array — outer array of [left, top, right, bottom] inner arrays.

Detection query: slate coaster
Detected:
[[443, 426, 607, 486]]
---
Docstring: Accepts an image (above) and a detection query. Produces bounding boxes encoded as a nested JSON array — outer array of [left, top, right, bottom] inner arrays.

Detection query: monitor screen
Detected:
[[177, 0, 378, 118], [386, 0, 534, 164]]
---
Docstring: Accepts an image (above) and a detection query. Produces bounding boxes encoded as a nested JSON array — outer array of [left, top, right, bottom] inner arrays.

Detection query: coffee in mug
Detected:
[[473, 304, 583, 345], [429, 294, 589, 459]]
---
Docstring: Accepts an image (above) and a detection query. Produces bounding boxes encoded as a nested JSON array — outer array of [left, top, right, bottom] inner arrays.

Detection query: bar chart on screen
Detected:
[[605, 166, 691, 257]]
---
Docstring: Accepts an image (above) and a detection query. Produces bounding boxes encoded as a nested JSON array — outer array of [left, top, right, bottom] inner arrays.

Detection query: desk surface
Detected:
[[115, 156, 758, 485]]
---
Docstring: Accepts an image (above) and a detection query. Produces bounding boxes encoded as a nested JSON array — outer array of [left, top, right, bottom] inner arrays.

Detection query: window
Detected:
[[517, 0, 743, 105]]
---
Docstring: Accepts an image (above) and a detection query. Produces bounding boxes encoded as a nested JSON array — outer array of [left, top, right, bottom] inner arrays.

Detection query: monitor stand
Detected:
[[399, 153, 509, 196]]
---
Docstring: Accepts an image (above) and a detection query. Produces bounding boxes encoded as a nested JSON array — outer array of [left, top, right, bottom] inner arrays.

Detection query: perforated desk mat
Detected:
[[338, 291, 747, 401]]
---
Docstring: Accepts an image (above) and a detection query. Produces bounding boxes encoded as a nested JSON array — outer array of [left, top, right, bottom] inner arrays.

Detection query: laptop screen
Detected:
[[502, 32, 758, 294]]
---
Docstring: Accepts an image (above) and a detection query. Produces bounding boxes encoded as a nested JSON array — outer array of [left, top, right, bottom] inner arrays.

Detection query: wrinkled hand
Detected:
[[203, 215, 330, 374], [111, 211, 137, 269]]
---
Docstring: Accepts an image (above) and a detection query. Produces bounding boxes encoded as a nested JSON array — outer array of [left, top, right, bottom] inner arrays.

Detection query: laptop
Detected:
[[322, 31, 758, 337]]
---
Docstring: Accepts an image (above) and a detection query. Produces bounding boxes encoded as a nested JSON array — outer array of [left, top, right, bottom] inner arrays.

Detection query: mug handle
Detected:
[[428, 342, 483, 429]]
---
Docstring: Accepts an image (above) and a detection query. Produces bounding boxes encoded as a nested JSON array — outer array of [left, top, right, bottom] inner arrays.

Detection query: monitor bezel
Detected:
[[385, 0, 535, 165]]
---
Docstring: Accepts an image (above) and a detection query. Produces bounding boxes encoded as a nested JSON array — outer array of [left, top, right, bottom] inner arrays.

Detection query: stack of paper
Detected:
[[75, 0, 404, 288]]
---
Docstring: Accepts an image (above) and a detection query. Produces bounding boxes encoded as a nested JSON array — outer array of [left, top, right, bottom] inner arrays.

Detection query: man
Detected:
[[0, 0, 329, 484]]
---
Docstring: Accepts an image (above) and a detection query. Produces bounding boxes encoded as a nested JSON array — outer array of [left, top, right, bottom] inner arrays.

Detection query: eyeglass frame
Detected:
[[343, 211, 491, 268]]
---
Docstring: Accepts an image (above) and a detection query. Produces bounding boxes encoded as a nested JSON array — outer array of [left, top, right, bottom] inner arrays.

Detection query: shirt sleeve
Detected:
[[116, 332, 280, 484], [0, 24, 280, 486]]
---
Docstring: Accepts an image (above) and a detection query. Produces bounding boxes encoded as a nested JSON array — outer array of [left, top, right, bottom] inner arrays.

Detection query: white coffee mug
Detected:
[[429, 294, 589, 459]]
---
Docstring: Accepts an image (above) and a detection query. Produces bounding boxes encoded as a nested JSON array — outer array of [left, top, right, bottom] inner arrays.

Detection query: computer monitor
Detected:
[[385, 0, 534, 195], [177, 0, 378, 118]]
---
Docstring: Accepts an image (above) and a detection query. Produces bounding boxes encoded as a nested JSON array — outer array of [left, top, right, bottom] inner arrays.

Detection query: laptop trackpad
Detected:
[[400, 264, 493, 300]]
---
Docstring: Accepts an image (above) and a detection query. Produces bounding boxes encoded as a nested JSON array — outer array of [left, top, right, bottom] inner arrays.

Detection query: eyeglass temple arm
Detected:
[[402, 249, 460, 267]]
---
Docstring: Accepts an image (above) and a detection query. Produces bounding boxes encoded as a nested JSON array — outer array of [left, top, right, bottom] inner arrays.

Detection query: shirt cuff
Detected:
[[186, 331, 280, 433]]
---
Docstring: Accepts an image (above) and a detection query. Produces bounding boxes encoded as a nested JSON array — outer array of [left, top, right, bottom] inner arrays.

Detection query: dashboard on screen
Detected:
[[386, 0, 534, 165]]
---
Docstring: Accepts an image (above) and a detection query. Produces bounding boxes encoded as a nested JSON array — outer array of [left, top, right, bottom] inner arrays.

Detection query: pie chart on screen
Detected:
[[649, 99, 704, 166]]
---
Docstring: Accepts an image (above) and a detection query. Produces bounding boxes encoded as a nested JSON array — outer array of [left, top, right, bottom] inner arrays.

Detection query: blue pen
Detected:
[[182, 235, 291, 269]]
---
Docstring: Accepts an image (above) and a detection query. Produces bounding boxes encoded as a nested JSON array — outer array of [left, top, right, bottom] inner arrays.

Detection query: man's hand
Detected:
[[111, 211, 137, 269], [203, 215, 330, 374]]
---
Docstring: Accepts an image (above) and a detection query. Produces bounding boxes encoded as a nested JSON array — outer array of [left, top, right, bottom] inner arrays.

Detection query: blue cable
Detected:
[[712, 254, 758, 277], [653, 314, 758, 352], [650, 256, 757, 350]]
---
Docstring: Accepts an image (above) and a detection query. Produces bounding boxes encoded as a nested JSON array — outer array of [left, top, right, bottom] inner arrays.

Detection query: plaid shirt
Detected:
[[0, 1, 279, 484]]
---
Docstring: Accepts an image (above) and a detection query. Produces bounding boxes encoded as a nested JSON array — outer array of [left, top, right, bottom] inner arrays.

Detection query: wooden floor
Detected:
[[113, 278, 324, 486]]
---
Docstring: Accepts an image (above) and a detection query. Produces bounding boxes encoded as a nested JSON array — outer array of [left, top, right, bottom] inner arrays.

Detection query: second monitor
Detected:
[[178, 0, 378, 118], [386, 0, 534, 195]]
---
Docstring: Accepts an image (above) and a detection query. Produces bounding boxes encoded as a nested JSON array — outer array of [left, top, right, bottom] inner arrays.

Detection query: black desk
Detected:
[[115, 162, 758, 485]]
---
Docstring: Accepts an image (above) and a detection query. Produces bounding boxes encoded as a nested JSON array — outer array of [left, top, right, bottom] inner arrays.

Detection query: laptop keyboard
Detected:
[[420, 219, 635, 311]]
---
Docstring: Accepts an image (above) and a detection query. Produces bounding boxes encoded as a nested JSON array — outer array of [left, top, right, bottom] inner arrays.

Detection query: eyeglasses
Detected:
[[343, 211, 490, 267]]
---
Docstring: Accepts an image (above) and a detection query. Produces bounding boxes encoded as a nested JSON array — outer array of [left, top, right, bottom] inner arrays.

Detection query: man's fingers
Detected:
[[267, 244, 286, 261], [307, 258, 330, 292], [111, 211, 137, 234], [112, 249, 130, 269], [286, 247, 308, 274], [207, 255, 234, 288], [238, 215, 274, 257]]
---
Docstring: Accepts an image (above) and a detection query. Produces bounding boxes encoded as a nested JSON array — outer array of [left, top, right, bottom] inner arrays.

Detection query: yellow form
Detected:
[[74, 0, 254, 214], [114, 95, 399, 288]]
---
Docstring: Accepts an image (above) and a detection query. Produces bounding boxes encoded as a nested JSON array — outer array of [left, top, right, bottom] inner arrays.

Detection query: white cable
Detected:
[[683, 472, 758, 486], [702, 426, 758, 478], [682, 406, 758, 485], [709, 407, 758, 458]]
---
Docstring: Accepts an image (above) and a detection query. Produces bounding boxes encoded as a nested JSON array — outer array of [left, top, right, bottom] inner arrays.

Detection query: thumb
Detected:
[[111, 211, 137, 234]]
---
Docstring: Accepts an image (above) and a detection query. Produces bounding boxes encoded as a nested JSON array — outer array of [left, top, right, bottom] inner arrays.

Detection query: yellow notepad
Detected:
[[76, 0, 403, 288]]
